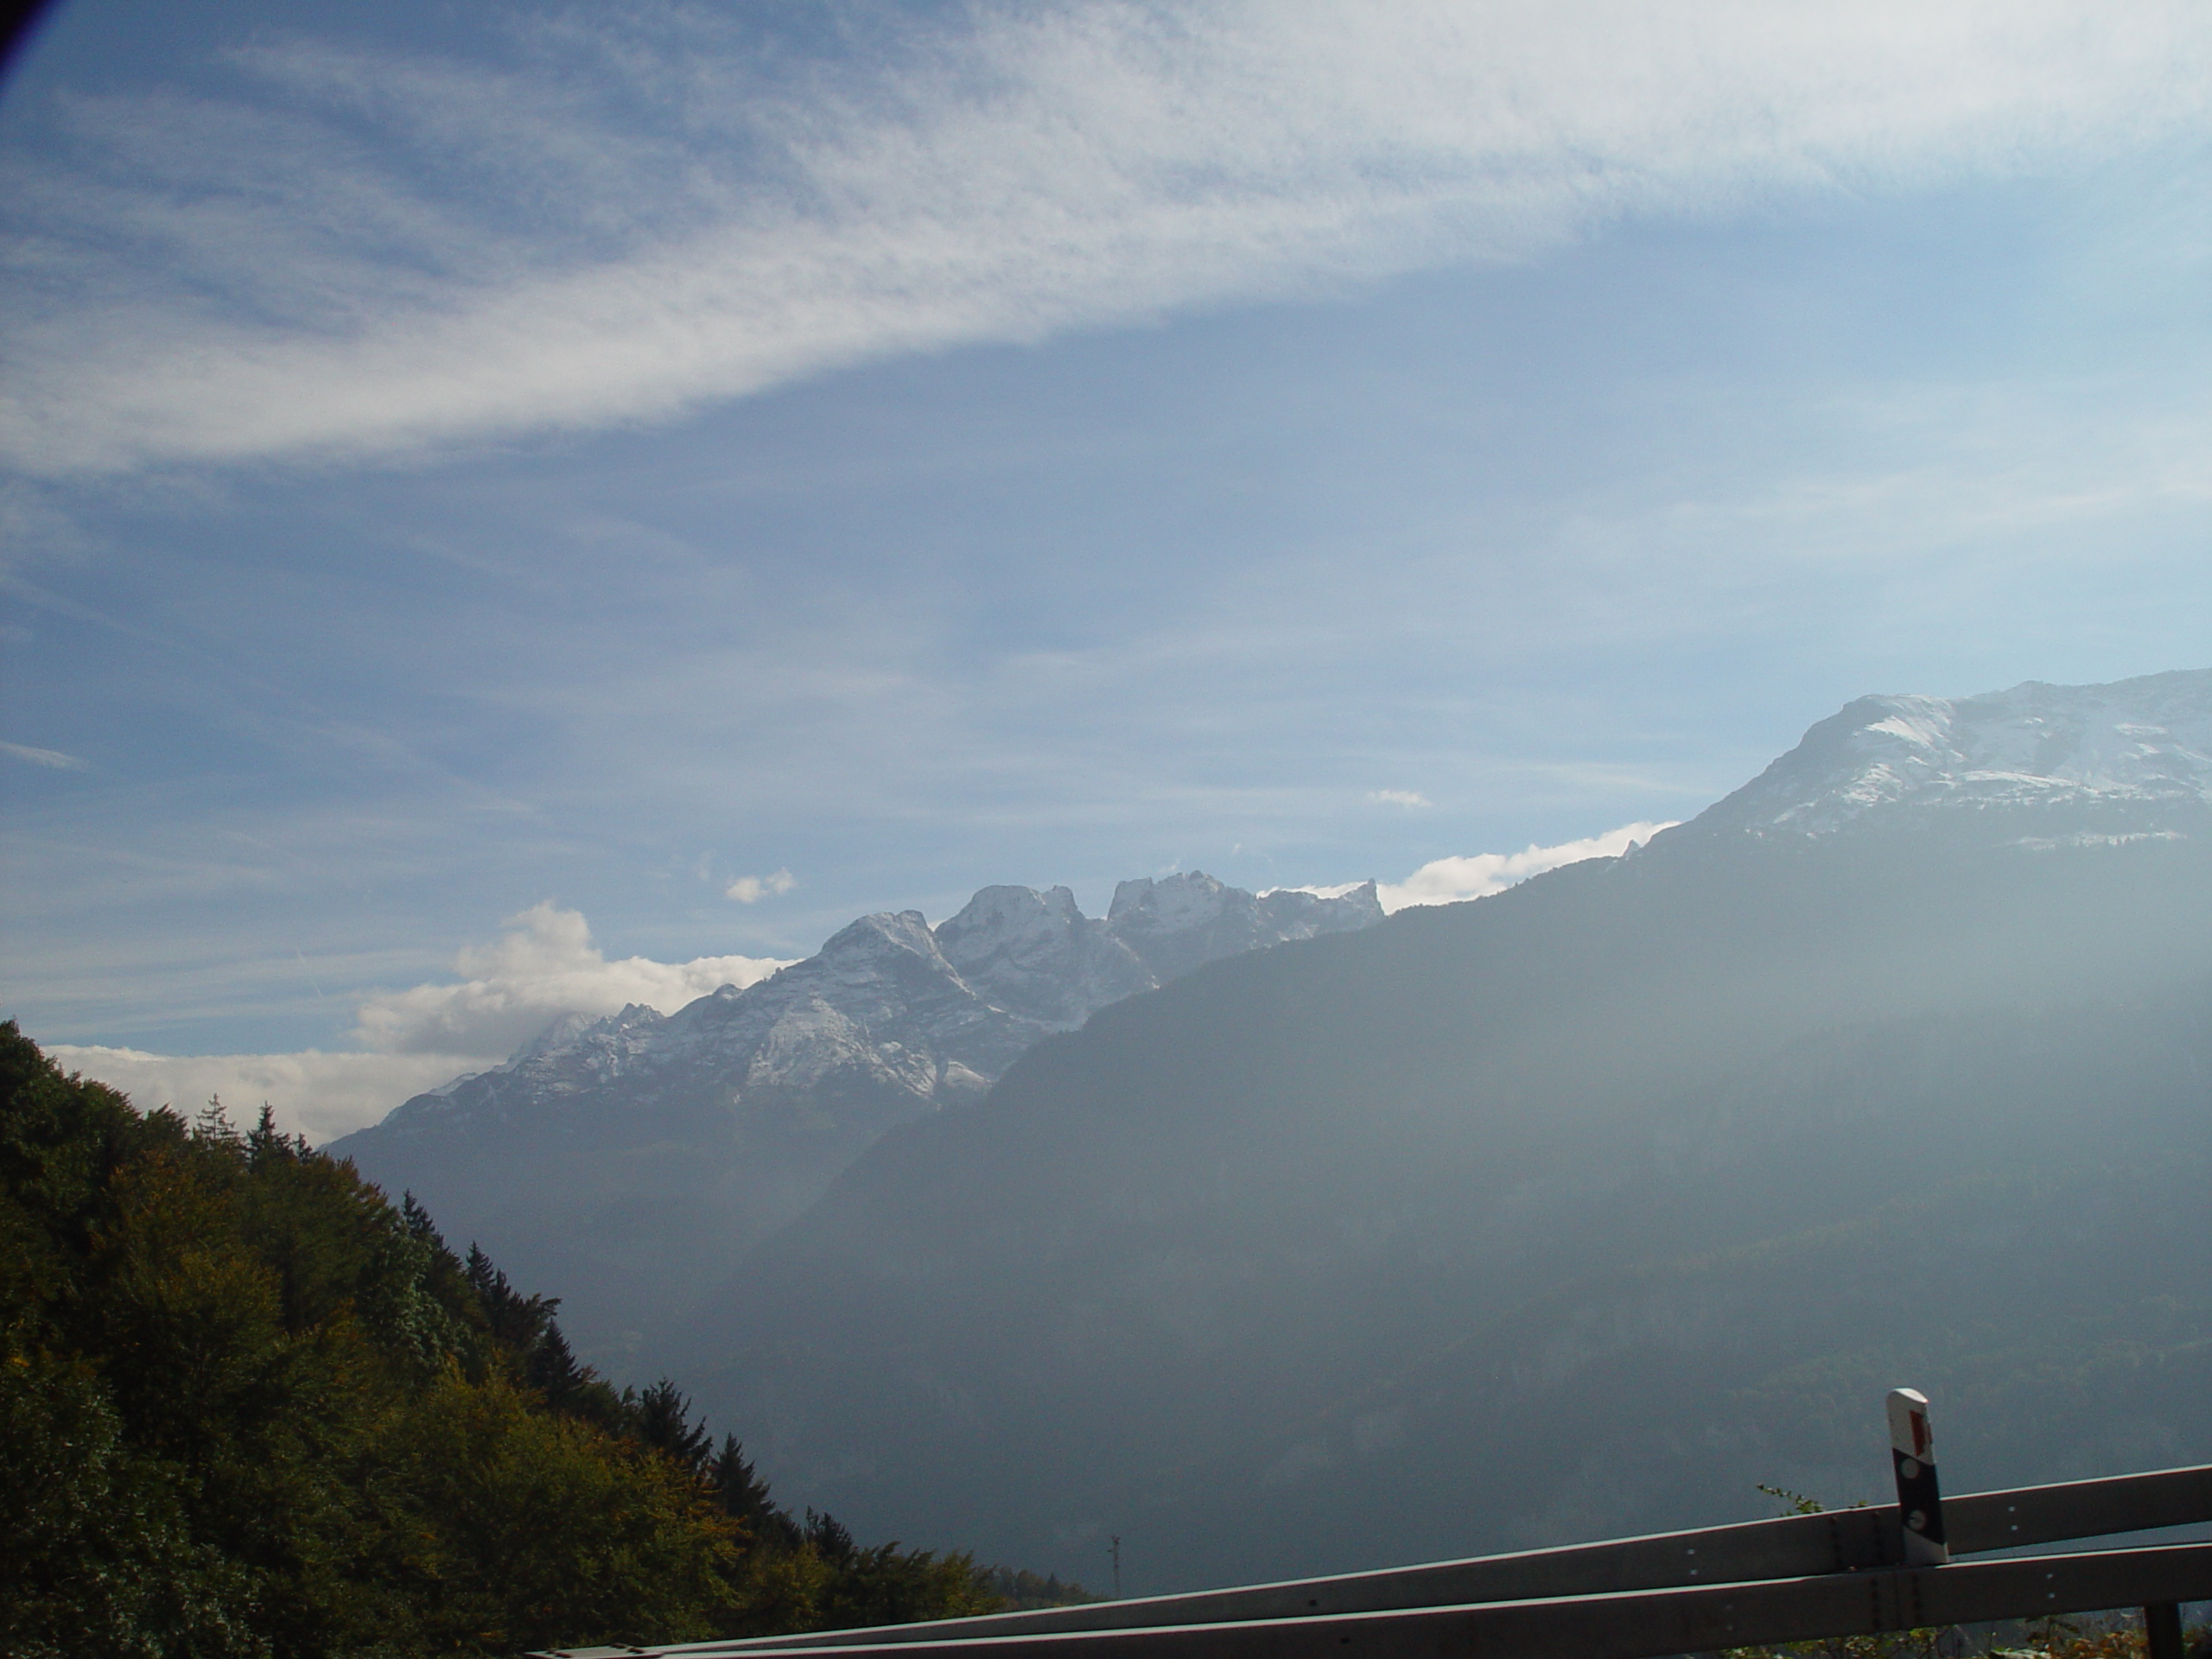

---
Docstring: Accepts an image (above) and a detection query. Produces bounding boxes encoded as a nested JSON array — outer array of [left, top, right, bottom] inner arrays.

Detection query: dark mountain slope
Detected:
[[681, 741, 2212, 1592], [1144, 983, 2212, 1580], [334, 873, 1378, 1367]]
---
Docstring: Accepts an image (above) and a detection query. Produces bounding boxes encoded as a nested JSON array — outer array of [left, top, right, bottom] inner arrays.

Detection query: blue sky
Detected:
[[3, 1, 2209, 1136]]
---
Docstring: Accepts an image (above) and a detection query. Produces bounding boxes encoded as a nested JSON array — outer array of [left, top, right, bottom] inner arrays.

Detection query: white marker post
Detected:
[[1888, 1388, 1948, 1567]]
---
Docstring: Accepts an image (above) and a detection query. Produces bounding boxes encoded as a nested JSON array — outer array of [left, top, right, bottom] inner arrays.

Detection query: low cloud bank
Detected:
[[1283, 820, 1675, 913], [1376, 822, 1674, 911], [53, 834, 1665, 1145], [41, 1046, 486, 1148], [54, 903, 791, 1145], [352, 900, 789, 1058]]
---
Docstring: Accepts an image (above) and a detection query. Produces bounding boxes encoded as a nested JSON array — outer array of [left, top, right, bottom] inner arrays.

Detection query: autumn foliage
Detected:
[[0, 1021, 996, 1656]]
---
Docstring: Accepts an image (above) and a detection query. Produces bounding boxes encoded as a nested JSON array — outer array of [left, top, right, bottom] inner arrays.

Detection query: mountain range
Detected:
[[334, 873, 1382, 1358], [658, 669, 2212, 1592], [340, 668, 2212, 1597]]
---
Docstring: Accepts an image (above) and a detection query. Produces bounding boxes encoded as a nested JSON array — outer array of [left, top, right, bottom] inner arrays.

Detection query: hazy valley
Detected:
[[13, 15, 2209, 1650], [340, 670, 2212, 1594], [334, 874, 1385, 1359]]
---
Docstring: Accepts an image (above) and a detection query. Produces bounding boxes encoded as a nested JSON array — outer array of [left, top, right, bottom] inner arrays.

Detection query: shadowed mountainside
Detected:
[[677, 671, 2212, 1593], [334, 873, 1381, 1363]]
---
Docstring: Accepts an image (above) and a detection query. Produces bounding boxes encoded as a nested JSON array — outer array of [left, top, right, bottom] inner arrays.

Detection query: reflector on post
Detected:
[[1889, 1388, 1949, 1566]]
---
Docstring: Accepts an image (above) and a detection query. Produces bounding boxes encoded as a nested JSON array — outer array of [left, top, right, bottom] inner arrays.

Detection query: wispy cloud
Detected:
[[5, 1, 2204, 474], [1369, 789, 1432, 809], [724, 868, 798, 904], [1376, 819, 1674, 912], [0, 740, 86, 769]]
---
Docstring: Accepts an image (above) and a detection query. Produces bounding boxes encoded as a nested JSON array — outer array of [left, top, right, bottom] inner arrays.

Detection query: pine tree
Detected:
[[244, 1101, 297, 1166], [525, 1318, 587, 1408], [805, 1509, 856, 1565], [711, 1433, 777, 1522], [190, 1093, 240, 1148], [400, 1190, 442, 1245], [632, 1376, 715, 1476], [465, 1241, 559, 1357]]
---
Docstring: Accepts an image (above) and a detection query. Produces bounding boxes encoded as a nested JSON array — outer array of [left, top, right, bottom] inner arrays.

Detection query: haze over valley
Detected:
[[338, 670, 2212, 1591], [6, 4, 2212, 1649]]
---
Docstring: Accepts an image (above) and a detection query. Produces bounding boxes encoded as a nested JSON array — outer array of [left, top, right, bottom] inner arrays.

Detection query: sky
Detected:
[[3, 0, 2209, 1140]]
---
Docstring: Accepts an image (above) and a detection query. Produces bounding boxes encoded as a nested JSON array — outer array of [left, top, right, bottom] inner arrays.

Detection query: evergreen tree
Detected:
[[805, 1509, 856, 1565], [466, 1240, 559, 1357], [711, 1433, 778, 1523], [524, 1318, 586, 1406], [399, 1189, 442, 1245], [244, 1101, 297, 1166], [633, 1376, 715, 1476]]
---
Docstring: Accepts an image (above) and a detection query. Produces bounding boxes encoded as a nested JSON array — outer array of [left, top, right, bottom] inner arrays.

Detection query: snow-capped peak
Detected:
[[1108, 871, 1232, 931], [1702, 669, 2212, 838]]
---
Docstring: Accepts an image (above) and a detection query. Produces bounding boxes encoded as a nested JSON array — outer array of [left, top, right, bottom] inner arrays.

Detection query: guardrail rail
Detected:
[[528, 1391, 2212, 1659]]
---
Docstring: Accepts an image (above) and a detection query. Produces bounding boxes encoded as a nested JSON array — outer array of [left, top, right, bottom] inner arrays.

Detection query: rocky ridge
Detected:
[[671, 669, 2212, 1593], [368, 872, 1382, 1145], [332, 871, 1382, 1357], [1701, 668, 2212, 839]]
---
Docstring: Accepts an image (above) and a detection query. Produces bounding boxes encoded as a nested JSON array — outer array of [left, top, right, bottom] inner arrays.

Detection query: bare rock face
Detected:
[[1108, 872, 1388, 984], [932, 873, 1386, 1027], [332, 870, 1383, 1360], [933, 884, 1151, 1028]]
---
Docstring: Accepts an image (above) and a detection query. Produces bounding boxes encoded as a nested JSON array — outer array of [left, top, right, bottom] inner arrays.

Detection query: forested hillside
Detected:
[[0, 1022, 999, 1658]]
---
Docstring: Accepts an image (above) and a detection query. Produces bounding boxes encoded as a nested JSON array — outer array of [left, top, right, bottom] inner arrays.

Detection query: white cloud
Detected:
[[724, 868, 798, 904], [41, 835, 1679, 1142], [1370, 789, 1433, 809], [0, 741, 86, 769], [42, 1045, 483, 1147], [1376, 819, 1675, 912], [351, 899, 790, 1056], [4, 1, 2205, 474], [45, 904, 796, 1145]]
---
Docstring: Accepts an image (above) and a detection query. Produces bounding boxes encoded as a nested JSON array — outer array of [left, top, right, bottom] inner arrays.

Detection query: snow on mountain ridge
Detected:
[[936, 884, 1153, 1028], [1704, 670, 2212, 837], [329, 868, 1386, 1363], [365, 870, 1382, 1142]]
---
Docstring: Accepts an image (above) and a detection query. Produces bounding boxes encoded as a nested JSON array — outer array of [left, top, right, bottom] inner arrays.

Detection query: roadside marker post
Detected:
[[1890, 1388, 1949, 1567], [1885, 1388, 2189, 1659], [2145, 1599, 2185, 1659]]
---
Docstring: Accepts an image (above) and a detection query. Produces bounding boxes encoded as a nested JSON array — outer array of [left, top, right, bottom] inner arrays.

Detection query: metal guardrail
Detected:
[[629, 1465, 2212, 1657], [582, 1541, 2212, 1659], [529, 1406, 2212, 1659]]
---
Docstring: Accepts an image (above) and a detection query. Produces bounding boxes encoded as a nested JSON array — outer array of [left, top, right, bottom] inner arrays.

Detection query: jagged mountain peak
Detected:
[[932, 883, 1127, 1027], [1698, 669, 2212, 839], [820, 908, 943, 963], [508, 1008, 600, 1064], [935, 883, 1084, 969], [1259, 879, 1382, 937], [337, 864, 1389, 1344], [1108, 869, 1230, 927], [1105, 869, 1383, 984]]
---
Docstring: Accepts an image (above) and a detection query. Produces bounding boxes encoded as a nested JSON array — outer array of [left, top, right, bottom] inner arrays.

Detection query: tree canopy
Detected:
[[0, 1021, 1004, 1656]]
